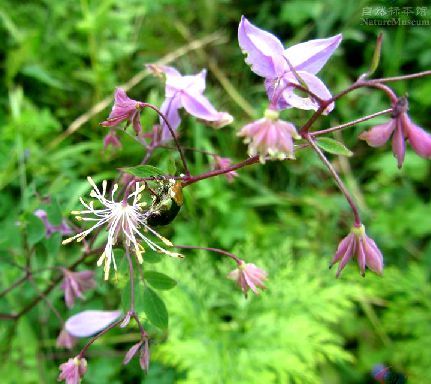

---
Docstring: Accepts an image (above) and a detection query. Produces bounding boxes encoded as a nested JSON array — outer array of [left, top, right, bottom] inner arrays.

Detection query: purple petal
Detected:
[[165, 69, 207, 96], [364, 236, 384, 274], [139, 340, 150, 371], [283, 34, 342, 74], [65, 310, 121, 337], [123, 342, 143, 365], [277, 71, 334, 113], [181, 90, 223, 121], [359, 120, 396, 147], [238, 16, 286, 78], [357, 238, 366, 276], [159, 95, 182, 142], [392, 121, 406, 169], [331, 233, 354, 265], [336, 236, 356, 278], [403, 114, 431, 159]]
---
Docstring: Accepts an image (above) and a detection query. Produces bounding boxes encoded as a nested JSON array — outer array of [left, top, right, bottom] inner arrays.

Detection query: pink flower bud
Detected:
[[122, 339, 150, 372], [213, 156, 238, 182], [58, 356, 87, 384], [60, 269, 96, 309], [228, 261, 267, 297], [56, 328, 77, 350], [65, 310, 121, 338], [359, 97, 431, 168], [330, 225, 384, 277], [103, 131, 122, 149], [34, 209, 73, 238]]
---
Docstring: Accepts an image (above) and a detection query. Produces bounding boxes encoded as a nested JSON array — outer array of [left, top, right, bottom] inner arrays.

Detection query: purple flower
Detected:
[[238, 108, 300, 162], [123, 339, 150, 372], [34, 209, 73, 238], [213, 156, 238, 182], [238, 16, 341, 113], [228, 261, 267, 297], [56, 328, 77, 350], [60, 269, 96, 309], [330, 225, 384, 278], [65, 310, 121, 337], [103, 130, 122, 149], [58, 357, 87, 384], [101, 88, 144, 135], [148, 64, 233, 142], [359, 97, 431, 168]]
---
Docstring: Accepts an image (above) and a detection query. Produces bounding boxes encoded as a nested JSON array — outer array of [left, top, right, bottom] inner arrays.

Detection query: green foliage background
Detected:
[[1, 0, 431, 383]]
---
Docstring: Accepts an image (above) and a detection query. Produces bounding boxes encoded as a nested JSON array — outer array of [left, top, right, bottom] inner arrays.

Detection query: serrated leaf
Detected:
[[121, 165, 166, 178], [143, 286, 168, 329], [28, 215, 46, 246], [145, 271, 177, 290], [316, 138, 353, 157]]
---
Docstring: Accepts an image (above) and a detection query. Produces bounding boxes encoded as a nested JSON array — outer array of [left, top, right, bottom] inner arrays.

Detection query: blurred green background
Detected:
[[1, 0, 431, 383]]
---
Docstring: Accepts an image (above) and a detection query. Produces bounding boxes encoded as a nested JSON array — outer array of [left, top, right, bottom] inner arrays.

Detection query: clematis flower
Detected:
[[123, 339, 150, 372], [238, 16, 342, 113], [56, 328, 77, 350], [359, 97, 431, 168], [330, 224, 384, 277], [213, 156, 238, 182], [372, 364, 390, 383], [65, 310, 122, 337], [58, 356, 87, 384], [60, 269, 96, 308], [238, 108, 300, 162], [62, 177, 182, 280], [228, 261, 267, 297], [148, 64, 233, 142], [34, 209, 73, 238], [101, 88, 144, 135]]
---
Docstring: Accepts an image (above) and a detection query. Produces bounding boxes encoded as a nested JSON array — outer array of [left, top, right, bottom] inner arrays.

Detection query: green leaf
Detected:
[[144, 252, 162, 264], [316, 138, 353, 157], [27, 215, 46, 246], [145, 271, 177, 290], [46, 199, 62, 226], [143, 286, 168, 329], [43, 232, 61, 256], [121, 165, 166, 178]]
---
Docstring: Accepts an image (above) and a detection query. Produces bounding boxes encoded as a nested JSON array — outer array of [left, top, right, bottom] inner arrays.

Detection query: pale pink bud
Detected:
[[228, 261, 267, 297], [65, 310, 121, 338], [330, 225, 384, 277], [34, 209, 73, 238], [213, 156, 238, 182], [56, 328, 77, 350], [60, 269, 96, 309], [58, 356, 87, 384]]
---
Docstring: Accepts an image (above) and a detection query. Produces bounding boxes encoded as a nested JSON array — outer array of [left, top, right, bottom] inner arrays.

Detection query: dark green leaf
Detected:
[[28, 215, 46, 246], [145, 271, 177, 290], [43, 232, 61, 256], [121, 165, 166, 178], [316, 138, 353, 157], [143, 286, 168, 329]]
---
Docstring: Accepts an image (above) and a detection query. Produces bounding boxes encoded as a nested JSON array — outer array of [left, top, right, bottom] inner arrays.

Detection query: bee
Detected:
[[146, 179, 183, 226]]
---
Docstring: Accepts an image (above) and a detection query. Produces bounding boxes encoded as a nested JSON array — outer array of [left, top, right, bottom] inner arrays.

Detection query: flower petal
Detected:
[[181, 90, 225, 122], [159, 95, 182, 142], [238, 16, 286, 78], [392, 121, 406, 169], [276, 71, 334, 113], [65, 310, 121, 338], [283, 34, 342, 74], [359, 119, 395, 147], [403, 114, 431, 159], [123, 341, 143, 365]]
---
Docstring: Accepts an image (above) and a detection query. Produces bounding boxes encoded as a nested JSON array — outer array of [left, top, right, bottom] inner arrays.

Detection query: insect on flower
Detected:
[[62, 177, 183, 280]]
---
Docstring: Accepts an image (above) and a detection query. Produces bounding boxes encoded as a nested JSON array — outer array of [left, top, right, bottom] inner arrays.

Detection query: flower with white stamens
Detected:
[[62, 177, 182, 280]]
